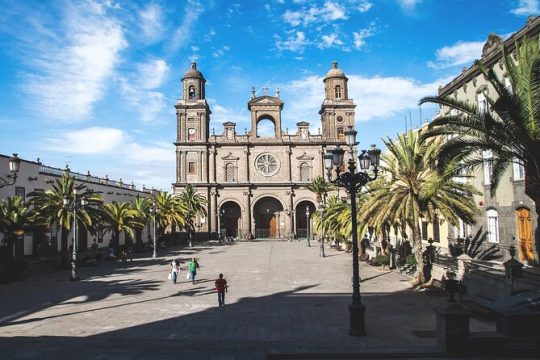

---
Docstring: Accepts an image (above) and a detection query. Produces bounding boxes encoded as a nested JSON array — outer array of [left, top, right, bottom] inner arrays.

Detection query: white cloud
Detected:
[[137, 59, 170, 89], [274, 31, 308, 52], [319, 33, 344, 49], [397, 0, 422, 11], [45, 127, 126, 154], [119, 78, 166, 123], [282, 2, 348, 27], [511, 0, 540, 15], [279, 74, 447, 125], [358, 0, 373, 12], [427, 40, 484, 69], [139, 2, 164, 41], [213, 45, 231, 58], [21, 1, 127, 121], [171, 0, 203, 50], [353, 25, 376, 49]]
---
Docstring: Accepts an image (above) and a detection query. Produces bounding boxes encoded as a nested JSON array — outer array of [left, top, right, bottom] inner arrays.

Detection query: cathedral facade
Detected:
[[173, 62, 355, 239]]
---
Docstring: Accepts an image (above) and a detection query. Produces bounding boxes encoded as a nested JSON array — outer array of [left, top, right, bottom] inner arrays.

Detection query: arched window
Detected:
[[225, 163, 235, 182], [487, 209, 499, 243], [189, 86, 196, 99], [337, 127, 344, 140], [256, 118, 276, 137], [476, 91, 487, 115], [300, 162, 309, 182], [335, 85, 342, 99]]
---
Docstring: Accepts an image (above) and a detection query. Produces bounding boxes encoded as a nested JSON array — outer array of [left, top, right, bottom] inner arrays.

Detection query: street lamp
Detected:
[[325, 126, 381, 336], [306, 206, 311, 247], [0, 154, 21, 189], [63, 187, 88, 281], [149, 202, 157, 259]]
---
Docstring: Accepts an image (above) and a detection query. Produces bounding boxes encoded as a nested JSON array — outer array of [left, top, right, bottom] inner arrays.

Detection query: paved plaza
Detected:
[[0, 240, 497, 359]]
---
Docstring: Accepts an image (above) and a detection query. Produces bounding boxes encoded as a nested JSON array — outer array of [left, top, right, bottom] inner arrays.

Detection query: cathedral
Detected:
[[173, 61, 356, 240]]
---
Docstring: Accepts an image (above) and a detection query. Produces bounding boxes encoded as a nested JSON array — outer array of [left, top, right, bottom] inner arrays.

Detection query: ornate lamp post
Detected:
[[0, 154, 21, 189], [325, 126, 381, 336], [149, 202, 157, 259], [63, 188, 88, 281], [305, 206, 311, 247]]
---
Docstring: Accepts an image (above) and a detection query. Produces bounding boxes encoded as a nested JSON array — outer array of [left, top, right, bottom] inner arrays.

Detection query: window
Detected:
[[482, 150, 493, 185], [433, 215, 440, 243], [421, 221, 428, 240], [337, 127, 344, 140], [34, 188, 44, 193], [188, 128, 196, 141], [487, 209, 499, 243], [188, 86, 196, 99], [225, 163, 235, 182], [300, 162, 310, 182], [188, 161, 196, 174], [513, 159, 525, 181], [336, 116, 343, 123], [335, 85, 342, 99], [15, 186, 25, 200], [255, 154, 279, 176], [504, 76, 513, 94], [477, 91, 488, 115]]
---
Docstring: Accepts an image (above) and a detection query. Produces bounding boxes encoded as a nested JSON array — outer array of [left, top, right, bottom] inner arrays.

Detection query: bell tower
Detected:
[[319, 61, 356, 141], [174, 62, 211, 184]]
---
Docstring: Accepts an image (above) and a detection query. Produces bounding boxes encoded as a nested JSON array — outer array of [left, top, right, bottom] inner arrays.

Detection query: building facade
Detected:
[[0, 154, 153, 256], [436, 16, 540, 265], [173, 62, 354, 239]]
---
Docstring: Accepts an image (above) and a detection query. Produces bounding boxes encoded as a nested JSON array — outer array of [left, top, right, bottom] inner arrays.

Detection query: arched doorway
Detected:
[[516, 208, 534, 264], [254, 197, 283, 238], [220, 201, 242, 239], [256, 116, 276, 137], [295, 201, 316, 239]]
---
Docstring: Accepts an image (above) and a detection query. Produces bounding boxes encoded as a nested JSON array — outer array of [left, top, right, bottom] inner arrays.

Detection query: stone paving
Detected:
[[0, 240, 499, 359]]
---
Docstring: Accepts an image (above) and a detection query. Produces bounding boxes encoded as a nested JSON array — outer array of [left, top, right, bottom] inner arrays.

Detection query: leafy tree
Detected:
[[0, 196, 32, 262], [420, 37, 540, 254], [101, 201, 142, 250], [28, 172, 102, 266], [378, 130, 479, 285]]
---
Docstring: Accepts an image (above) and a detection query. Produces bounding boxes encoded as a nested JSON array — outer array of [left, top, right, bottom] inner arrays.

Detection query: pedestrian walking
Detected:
[[170, 259, 179, 284], [188, 258, 200, 284], [215, 273, 228, 307]]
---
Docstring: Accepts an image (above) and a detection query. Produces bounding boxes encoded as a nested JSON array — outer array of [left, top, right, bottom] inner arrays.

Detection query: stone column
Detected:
[[287, 147, 292, 182], [180, 152, 185, 182], [198, 151, 203, 182], [210, 147, 216, 183], [243, 190, 251, 238], [210, 190, 217, 234], [457, 254, 472, 281]]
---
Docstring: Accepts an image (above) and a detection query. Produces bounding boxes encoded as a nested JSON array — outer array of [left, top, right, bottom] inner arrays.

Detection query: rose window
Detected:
[[256, 154, 279, 176]]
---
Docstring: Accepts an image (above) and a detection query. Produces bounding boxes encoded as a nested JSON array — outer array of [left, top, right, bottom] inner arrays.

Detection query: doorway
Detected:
[[220, 202, 242, 239], [253, 197, 283, 238], [295, 201, 316, 239], [516, 208, 534, 263]]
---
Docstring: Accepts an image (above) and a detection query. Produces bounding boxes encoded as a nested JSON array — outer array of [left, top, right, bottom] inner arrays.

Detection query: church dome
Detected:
[[182, 62, 205, 80], [325, 61, 346, 79]]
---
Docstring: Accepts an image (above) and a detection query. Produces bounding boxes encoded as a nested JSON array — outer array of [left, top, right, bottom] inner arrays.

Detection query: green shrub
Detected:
[[376, 255, 390, 266], [406, 254, 416, 266]]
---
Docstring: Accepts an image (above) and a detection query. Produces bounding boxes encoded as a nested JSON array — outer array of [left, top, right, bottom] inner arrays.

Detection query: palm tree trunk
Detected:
[[412, 224, 425, 285], [135, 228, 142, 252]]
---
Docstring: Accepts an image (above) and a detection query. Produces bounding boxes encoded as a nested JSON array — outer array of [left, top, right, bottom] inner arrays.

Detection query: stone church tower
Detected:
[[173, 62, 356, 240]]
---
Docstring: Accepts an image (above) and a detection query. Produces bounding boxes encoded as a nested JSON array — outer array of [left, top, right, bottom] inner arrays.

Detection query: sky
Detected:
[[0, 0, 538, 191]]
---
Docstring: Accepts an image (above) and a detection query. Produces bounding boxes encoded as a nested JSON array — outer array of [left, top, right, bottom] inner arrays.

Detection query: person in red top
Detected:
[[215, 273, 228, 308]]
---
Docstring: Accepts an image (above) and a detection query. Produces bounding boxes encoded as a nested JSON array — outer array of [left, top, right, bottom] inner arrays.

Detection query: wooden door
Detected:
[[269, 216, 277, 237], [516, 208, 534, 263]]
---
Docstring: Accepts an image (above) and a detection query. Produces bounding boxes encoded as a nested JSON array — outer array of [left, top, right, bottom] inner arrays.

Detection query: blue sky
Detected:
[[0, 0, 538, 190]]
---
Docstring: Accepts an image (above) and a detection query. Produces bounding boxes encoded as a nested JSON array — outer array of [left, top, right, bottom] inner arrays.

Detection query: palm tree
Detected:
[[378, 130, 479, 284], [0, 196, 32, 262], [151, 191, 186, 241], [306, 176, 334, 204], [420, 37, 540, 252], [101, 201, 142, 250], [177, 185, 207, 247], [28, 172, 102, 267], [131, 197, 150, 251]]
